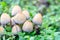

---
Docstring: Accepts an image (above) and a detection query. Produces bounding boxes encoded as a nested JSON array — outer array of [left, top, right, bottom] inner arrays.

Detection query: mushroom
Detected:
[[12, 5, 22, 16], [13, 13, 26, 24], [32, 13, 42, 25], [10, 17, 16, 26], [0, 26, 5, 40], [22, 20, 33, 33], [0, 26, 5, 35], [1, 13, 10, 26], [34, 25, 40, 35], [22, 10, 30, 19], [12, 25, 21, 35]]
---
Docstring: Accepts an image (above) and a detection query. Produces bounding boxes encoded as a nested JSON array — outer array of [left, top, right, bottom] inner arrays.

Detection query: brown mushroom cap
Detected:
[[13, 13, 26, 24], [1, 13, 10, 25], [22, 10, 30, 19], [32, 13, 42, 25], [12, 25, 21, 34], [22, 20, 33, 33], [12, 5, 22, 16]]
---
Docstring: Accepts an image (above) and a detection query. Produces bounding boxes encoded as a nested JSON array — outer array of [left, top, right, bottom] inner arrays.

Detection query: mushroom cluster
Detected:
[[0, 5, 42, 35]]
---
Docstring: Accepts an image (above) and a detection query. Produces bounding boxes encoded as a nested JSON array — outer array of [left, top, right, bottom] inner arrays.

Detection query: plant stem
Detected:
[[0, 36, 1, 40], [3, 35, 5, 40]]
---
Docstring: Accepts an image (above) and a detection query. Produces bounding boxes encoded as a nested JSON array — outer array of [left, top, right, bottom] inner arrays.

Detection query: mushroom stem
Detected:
[[34, 25, 40, 35], [10, 20, 12, 27], [10, 20, 13, 28]]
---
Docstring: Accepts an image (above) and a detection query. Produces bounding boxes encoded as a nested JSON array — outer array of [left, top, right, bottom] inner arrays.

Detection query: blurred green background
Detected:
[[0, 0, 60, 40]]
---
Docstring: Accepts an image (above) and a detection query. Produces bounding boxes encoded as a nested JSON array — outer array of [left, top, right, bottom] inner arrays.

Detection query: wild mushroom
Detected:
[[0, 26, 5, 40], [13, 13, 26, 24], [32, 13, 42, 25], [1, 13, 10, 26], [0, 26, 5, 35], [12, 25, 21, 35], [12, 5, 22, 16], [10, 17, 16, 26], [34, 25, 40, 35], [22, 10, 30, 19], [22, 20, 33, 33]]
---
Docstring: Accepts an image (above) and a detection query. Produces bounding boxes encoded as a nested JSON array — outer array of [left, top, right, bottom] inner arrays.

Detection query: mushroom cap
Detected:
[[13, 13, 26, 24], [1, 13, 10, 25], [22, 20, 33, 32], [22, 10, 30, 19], [12, 25, 21, 34], [12, 5, 22, 16], [32, 13, 42, 25], [0, 26, 5, 35]]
